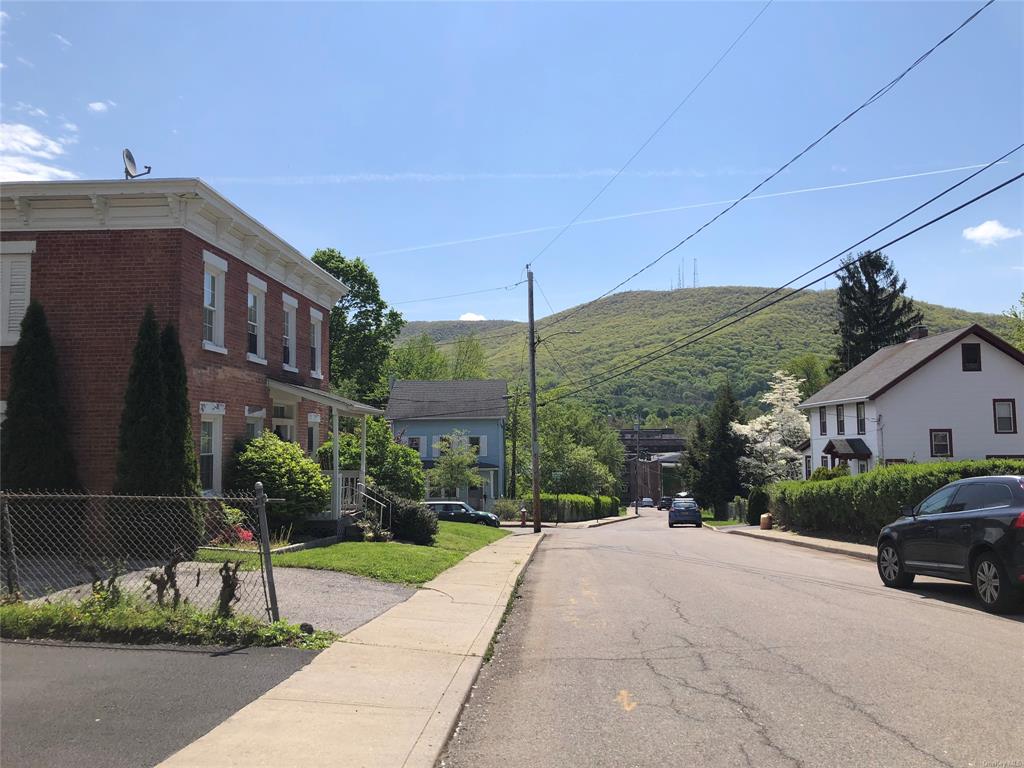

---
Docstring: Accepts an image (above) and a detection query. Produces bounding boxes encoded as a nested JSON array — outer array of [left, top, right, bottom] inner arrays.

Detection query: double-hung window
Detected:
[[407, 436, 423, 455], [282, 294, 298, 371], [246, 274, 267, 363], [993, 399, 1017, 434], [856, 403, 866, 435], [273, 403, 296, 442], [310, 308, 323, 379], [929, 429, 953, 458], [818, 406, 827, 436], [202, 251, 227, 353], [836, 404, 846, 435]]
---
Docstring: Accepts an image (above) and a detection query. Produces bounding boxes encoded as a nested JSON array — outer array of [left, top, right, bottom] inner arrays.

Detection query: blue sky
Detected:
[[1, 1, 1021, 322]]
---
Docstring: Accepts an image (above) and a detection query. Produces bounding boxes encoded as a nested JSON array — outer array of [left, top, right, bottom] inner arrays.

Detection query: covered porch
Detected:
[[266, 379, 383, 517]]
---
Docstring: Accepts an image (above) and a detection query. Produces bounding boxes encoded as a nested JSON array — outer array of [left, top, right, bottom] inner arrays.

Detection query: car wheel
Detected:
[[668, 522, 674, 528], [877, 541, 915, 588], [972, 552, 1018, 613], [696, 522, 702, 528]]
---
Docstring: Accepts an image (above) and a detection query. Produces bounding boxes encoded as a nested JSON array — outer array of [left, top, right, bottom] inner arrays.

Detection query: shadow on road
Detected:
[[899, 581, 1024, 622]]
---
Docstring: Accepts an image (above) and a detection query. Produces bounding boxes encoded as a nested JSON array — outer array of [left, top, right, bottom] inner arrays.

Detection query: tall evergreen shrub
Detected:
[[160, 324, 199, 496], [0, 301, 77, 490], [114, 306, 168, 494]]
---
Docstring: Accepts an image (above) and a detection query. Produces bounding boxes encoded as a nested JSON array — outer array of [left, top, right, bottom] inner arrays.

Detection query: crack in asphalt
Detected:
[[642, 585, 957, 768]]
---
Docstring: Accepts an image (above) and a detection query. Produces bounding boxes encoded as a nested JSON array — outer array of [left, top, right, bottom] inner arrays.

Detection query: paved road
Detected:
[[442, 510, 1024, 768], [0, 640, 317, 768]]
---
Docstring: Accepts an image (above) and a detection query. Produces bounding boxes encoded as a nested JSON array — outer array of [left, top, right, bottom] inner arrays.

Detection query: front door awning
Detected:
[[823, 438, 872, 460], [266, 378, 382, 417]]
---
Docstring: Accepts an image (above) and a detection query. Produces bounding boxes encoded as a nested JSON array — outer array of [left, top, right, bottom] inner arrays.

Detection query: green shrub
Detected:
[[388, 497, 438, 545], [231, 432, 330, 525], [768, 459, 1024, 536], [493, 498, 522, 521], [808, 464, 850, 482], [747, 487, 768, 526], [539, 493, 595, 522]]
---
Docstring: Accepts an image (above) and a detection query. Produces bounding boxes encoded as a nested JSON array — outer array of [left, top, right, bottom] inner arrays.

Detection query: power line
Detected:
[[541, 168, 1024, 405], [392, 280, 525, 306], [538, 142, 1023, 391], [540, 0, 996, 331], [526, 0, 774, 270]]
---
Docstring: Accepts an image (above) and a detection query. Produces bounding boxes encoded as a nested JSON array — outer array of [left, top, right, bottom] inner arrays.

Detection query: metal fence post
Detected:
[[254, 482, 280, 622], [0, 497, 20, 596]]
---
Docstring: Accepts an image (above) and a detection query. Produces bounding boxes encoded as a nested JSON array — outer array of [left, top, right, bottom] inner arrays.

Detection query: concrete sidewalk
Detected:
[[158, 531, 543, 768], [722, 525, 876, 562]]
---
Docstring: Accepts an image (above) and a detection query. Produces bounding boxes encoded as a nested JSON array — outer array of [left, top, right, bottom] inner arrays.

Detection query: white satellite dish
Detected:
[[123, 148, 152, 180]]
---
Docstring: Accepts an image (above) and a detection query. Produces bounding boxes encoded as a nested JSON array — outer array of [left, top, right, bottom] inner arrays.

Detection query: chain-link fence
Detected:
[[0, 490, 275, 621]]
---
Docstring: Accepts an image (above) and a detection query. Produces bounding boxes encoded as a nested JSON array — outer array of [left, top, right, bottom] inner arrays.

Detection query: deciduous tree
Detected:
[[732, 371, 809, 488], [311, 249, 404, 403], [1004, 291, 1024, 352], [426, 430, 481, 496]]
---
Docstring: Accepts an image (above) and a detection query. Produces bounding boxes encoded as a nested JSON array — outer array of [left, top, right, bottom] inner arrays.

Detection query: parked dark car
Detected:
[[876, 475, 1024, 613], [424, 501, 501, 528], [668, 498, 702, 528], [657, 496, 673, 510]]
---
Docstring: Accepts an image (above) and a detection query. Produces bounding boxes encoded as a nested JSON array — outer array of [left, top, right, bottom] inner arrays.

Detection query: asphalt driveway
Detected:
[[0, 640, 318, 768]]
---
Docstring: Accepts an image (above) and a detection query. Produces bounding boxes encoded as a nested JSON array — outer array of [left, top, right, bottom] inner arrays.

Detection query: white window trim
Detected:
[[199, 402, 225, 495], [282, 295, 298, 372], [1, 241, 35, 347], [246, 273, 267, 364], [309, 306, 323, 379], [202, 250, 227, 352]]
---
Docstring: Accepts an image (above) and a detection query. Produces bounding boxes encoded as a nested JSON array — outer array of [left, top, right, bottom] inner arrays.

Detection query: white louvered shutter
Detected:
[[2, 255, 32, 345]]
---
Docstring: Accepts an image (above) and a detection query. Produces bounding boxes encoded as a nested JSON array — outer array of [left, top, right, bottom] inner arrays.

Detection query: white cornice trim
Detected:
[[0, 178, 348, 309]]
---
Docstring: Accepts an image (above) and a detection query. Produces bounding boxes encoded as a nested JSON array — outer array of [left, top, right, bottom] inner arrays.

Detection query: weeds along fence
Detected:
[[0, 490, 276, 621]]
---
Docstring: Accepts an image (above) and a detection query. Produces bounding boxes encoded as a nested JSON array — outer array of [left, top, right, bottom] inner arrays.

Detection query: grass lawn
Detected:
[[701, 511, 746, 527], [197, 521, 509, 585]]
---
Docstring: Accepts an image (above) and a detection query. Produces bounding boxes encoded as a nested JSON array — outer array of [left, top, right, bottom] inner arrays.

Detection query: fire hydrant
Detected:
[[759, 512, 773, 530], [520, 505, 528, 527]]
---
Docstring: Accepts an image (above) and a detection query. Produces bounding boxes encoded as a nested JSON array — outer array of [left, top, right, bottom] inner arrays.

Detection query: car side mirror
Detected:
[[901, 505, 916, 518]]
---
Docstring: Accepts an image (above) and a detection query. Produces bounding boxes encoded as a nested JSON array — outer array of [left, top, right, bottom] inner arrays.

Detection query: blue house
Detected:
[[385, 380, 507, 511]]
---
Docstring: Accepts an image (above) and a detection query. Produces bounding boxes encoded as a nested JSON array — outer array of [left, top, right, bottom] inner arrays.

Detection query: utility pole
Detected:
[[527, 269, 542, 534], [634, 414, 641, 515]]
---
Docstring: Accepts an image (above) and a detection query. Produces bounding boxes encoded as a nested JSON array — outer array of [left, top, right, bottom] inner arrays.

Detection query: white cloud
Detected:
[[962, 219, 1023, 247], [0, 122, 78, 181], [87, 100, 116, 113], [16, 56, 33, 68], [459, 312, 487, 322], [62, 121, 78, 132], [14, 101, 47, 118], [52, 32, 72, 47]]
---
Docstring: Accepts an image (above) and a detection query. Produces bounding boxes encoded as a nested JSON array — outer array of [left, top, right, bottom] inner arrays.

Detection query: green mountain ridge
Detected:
[[401, 286, 1013, 421]]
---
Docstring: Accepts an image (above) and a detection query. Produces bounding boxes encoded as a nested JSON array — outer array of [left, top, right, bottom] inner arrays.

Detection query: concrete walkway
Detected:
[[722, 525, 876, 561], [158, 530, 543, 768]]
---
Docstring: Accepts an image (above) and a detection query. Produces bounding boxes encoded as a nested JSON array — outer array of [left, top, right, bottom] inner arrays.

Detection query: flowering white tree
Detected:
[[731, 371, 810, 488]]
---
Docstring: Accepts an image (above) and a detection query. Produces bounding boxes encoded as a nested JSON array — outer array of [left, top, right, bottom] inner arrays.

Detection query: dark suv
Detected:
[[876, 475, 1024, 613]]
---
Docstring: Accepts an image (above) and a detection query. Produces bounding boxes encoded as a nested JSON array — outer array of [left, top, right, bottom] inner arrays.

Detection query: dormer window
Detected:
[[961, 343, 981, 372]]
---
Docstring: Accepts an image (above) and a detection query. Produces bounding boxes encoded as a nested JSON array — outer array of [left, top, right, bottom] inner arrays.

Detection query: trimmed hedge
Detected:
[[498, 495, 620, 522], [768, 459, 1024, 537]]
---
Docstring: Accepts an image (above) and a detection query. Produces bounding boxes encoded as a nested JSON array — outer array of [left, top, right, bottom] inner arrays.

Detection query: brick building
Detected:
[[1, 178, 379, 496]]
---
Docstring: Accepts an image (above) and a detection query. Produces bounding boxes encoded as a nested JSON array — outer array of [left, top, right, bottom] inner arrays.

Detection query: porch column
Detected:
[[332, 407, 340, 517], [359, 414, 368, 490]]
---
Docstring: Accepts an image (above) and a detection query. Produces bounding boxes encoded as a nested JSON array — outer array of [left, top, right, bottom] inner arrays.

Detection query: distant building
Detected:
[[620, 428, 686, 500], [798, 324, 1023, 478], [385, 380, 507, 511]]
